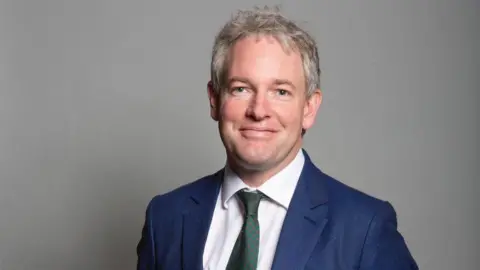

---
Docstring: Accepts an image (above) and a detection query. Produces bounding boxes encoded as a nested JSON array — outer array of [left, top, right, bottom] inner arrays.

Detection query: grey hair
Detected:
[[210, 6, 321, 97]]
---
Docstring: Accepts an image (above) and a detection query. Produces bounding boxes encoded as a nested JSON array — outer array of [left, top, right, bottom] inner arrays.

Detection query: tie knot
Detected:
[[237, 190, 265, 217]]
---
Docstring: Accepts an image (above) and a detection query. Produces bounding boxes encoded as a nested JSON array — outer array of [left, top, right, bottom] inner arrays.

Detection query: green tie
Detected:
[[226, 190, 265, 270]]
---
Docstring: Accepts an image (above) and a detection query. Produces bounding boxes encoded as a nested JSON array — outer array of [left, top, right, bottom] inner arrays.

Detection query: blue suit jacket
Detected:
[[137, 151, 418, 269]]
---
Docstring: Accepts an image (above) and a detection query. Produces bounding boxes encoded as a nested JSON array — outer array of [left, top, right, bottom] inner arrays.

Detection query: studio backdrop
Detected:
[[0, 0, 478, 269]]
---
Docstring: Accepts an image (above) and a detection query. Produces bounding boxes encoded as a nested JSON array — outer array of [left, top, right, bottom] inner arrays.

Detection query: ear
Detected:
[[302, 89, 322, 131], [207, 80, 220, 121]]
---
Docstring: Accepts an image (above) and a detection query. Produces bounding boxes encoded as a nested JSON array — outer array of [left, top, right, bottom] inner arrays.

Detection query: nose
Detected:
[[246, 92, 270, 121]]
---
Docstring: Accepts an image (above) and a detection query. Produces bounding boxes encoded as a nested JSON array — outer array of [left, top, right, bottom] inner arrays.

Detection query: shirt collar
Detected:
[[221, 149, 305, 209]]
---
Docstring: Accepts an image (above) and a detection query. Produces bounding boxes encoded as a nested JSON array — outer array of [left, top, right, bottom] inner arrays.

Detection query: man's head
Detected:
[[207, 7, 322, 182]]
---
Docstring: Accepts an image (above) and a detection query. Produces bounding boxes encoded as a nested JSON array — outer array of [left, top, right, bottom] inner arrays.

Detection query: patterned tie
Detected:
[[226, 190, 265, 270]]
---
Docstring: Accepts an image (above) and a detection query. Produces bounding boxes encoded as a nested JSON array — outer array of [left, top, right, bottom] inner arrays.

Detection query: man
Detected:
[[137, 6, 418, 270]]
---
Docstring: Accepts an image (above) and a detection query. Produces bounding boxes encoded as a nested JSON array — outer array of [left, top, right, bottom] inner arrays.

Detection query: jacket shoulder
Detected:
[[147, 169, 222, 211], [320, 171, 394, 222], [328, 173, 384, 202]]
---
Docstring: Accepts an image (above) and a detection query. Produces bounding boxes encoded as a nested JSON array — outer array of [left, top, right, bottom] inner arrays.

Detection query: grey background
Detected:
[[0, 0, 478, 269]]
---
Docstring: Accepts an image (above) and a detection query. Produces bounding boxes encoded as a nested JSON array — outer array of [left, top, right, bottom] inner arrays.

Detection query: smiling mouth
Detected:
[[239, 128, 276, 139], [240, 128, 276, 133], [239, 126, 277, 132]]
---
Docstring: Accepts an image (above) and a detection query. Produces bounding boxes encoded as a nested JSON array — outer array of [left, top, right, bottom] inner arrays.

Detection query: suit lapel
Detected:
[[271, 151, 329, 270], [182, 170, 223, 270]]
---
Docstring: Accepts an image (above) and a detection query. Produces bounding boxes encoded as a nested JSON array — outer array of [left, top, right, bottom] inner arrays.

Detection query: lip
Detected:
[[239, 127, 277, 132], [238, 127, 277, 139]]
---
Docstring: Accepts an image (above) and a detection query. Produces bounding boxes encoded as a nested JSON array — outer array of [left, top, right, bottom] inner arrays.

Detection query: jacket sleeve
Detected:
[[358, 201, 419, 270], [137, 200, 155, 270]]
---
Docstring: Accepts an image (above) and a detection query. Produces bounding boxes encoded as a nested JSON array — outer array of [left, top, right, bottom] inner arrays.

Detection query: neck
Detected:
[[227, 145, 302, 188], [234, 169, 277, 188]]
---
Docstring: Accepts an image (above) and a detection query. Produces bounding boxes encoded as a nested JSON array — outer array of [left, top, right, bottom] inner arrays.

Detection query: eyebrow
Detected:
[[272, 79, 296, 90], [227, 77, 251, 86], [227, 77, 296, 90]]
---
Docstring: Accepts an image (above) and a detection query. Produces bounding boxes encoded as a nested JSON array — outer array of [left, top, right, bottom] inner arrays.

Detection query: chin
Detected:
[[233, 149, 277, 171], [236, 158, 275, 172]]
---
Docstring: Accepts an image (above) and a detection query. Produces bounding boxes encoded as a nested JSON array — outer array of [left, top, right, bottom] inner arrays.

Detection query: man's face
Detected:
[[208, 36, 321, 173]]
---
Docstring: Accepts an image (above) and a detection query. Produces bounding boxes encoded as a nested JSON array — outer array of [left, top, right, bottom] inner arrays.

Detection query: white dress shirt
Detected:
[[202, 149, 305, 270]]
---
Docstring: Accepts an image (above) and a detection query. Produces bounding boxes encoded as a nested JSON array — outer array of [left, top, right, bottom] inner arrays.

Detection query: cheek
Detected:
[[274, 104, 304, 128], [220, 99, 246, 122]]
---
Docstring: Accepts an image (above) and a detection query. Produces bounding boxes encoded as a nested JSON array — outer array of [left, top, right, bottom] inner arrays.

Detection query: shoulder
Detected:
[[323, 171, 390, 214], [301, 151, 391, 219], [312, 168, 417, 268], [310, 165, 397, 232], [145, 169, 222, 216]]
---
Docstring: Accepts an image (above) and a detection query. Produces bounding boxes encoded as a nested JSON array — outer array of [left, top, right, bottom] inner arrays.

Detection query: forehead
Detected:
[[227, 35, 305, 87]]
